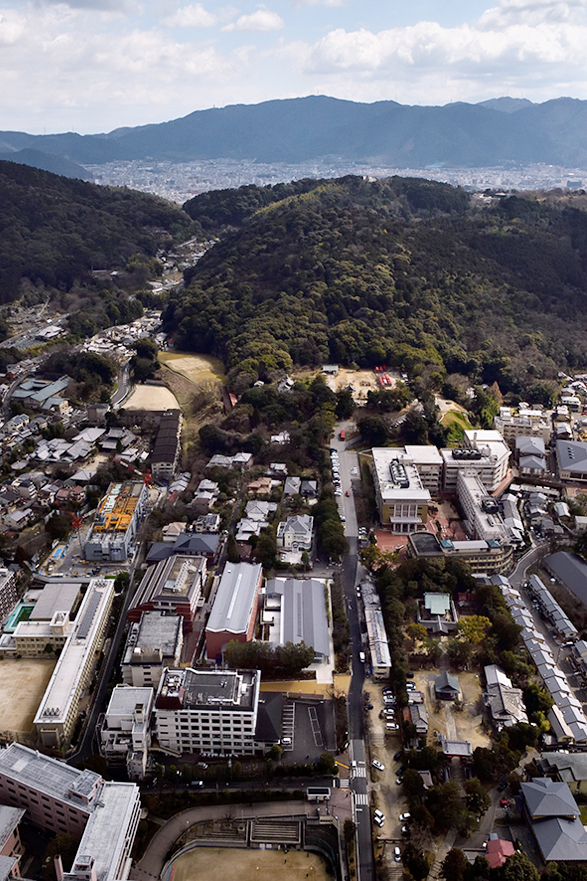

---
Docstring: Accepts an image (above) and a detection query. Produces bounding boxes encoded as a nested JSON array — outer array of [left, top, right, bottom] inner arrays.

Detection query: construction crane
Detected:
[[69, 511, 84, 557]]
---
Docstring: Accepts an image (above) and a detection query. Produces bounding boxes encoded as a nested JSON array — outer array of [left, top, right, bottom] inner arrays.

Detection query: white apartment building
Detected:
[[155, 668, 260, 756], [99, 686, 153, 780], [442, 429, 510, 493], [34, 578, 114, 747], [457, 472, 510, 543], [121, 611, 183, 689], [494, 406, 551, 444]]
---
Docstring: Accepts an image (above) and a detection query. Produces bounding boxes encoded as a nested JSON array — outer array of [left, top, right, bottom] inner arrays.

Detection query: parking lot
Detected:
[[362, 682, 410, 845]]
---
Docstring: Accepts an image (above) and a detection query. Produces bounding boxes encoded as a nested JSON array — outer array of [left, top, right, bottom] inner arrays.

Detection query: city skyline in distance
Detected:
[[1, 0, 587, 135]]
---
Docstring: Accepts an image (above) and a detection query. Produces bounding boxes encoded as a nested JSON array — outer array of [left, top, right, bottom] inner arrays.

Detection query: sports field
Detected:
[[167, 847, 329, 881], [124, 385, 181, 411], [158, 352, 226, 385], [0, 659, 56, 737]]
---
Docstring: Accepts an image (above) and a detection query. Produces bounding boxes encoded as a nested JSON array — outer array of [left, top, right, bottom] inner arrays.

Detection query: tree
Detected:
[[254, 532, 278, 569], [501, 851, 539, 881], [464, 777, 491, 818], [335, 388, 355, 419], [457, 615, 491, 644], [439, 848, 468, 881], [42, 834, 79, 880], [402, 843, 430, 881], [446, 637, 473, 667], [406, 622, 428, 645], [423, 638, 443, 663], [398, 768, 424, 801], [524, 682, 554, 716]]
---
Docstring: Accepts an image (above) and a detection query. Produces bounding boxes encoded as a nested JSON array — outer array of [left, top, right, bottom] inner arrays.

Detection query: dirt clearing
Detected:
[[415, 667, 491, 749], [158, 352, 226, 385], [124, 385, 180, 411], [0, 658, 56, 738], [167, 847, 330, 881]]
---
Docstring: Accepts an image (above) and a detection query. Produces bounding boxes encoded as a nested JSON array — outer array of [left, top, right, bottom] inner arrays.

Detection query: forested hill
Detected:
[[164, 176, 587, 399], [0, 160, 191, 302]]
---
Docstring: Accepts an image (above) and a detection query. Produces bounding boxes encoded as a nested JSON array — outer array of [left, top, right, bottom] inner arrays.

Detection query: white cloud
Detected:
[[479, 0, 587, 28], [223, 8, 284, 31], [164, 3, 217, 27]]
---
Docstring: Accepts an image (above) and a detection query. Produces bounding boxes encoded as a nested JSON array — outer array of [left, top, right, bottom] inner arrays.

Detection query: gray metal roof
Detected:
[[532, 816, 587, 861], [546, 551, 587, 607], [30, 582, 81, 621], [207, 562, 262, 635], [557, 440, 587, 472], [516, 435, 545, 456], [521, 777, 580, 818], [435, 671, 460, 694], [265, 577, 330, 658], [72, 781, 141, 881]]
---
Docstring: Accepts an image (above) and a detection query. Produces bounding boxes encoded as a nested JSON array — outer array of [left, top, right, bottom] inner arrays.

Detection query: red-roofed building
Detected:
[[485, 837, 515, 869]]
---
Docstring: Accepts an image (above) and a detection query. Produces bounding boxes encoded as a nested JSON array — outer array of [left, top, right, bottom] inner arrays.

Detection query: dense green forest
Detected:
[[0, 160, 192, 303], [165, 176, 587, 398]]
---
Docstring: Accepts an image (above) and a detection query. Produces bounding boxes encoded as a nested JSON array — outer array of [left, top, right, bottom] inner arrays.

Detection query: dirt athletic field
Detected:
[[0, 659, 56, 737], [167, 847, 329, 881], [124, 385, 181, 410]]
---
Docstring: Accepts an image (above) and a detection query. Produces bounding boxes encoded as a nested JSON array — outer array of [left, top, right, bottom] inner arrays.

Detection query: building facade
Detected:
[[84, 482, 148, 562], [155, 668, 261, 756]]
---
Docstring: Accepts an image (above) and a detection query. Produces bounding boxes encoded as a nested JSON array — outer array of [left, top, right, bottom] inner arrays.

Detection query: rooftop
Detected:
[[156, 668, 259, 713], [0, 743, 101, 809], [522, 777, 580, 818], [264, 577, 330, 659], [207, 562, 262, 636]]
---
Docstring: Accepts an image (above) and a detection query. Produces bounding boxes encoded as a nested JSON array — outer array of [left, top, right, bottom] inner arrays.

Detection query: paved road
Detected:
[[112, 360, 132, 409], [332, 427, 375, 881]]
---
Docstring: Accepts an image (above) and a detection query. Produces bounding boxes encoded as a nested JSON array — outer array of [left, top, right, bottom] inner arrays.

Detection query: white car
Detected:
[[399, 812, 411, 822], [372, 760, 385, 771], [394, 847, 401, 862], [374, 814, 385, 827]]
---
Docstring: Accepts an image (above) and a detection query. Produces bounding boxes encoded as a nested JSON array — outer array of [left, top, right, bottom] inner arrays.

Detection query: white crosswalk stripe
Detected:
[[352, 766, 367, 778], [354, 793, 369, 805]]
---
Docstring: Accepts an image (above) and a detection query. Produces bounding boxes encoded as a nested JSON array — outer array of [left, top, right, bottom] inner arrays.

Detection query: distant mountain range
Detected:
[[3, 96, 587, 176]]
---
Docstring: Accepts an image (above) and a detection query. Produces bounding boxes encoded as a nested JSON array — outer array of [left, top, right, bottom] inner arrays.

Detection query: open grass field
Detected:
[[440, 409, 473, 431], [0, 658, 56, 737], [124, 385, 181, 411], [167, 847, 329, 881], [158, 352, 226, 385]]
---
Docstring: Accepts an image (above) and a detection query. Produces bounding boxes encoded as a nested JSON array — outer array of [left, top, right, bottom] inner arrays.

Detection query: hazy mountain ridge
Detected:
[[2, 96, 587, 171]]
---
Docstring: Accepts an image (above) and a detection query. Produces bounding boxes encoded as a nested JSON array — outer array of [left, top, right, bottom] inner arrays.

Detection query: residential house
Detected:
[[276, 514, 314, 550]]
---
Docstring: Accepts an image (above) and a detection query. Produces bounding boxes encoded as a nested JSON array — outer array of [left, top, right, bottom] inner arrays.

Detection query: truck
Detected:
[[339, 429, 345, 441]]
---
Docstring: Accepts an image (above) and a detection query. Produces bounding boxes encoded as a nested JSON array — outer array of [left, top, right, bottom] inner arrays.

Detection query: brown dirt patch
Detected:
[[0, 658, 56, 738], [124, 385, 180, 411], [168, 847, 330, 881], [415, 667, 491, 749]]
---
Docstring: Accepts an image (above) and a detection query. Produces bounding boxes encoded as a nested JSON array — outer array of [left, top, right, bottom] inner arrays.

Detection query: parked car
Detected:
[[345, 489, 350, 496], [394, 847, 401, 862], [372, 760, 385, 771], [399, 812, 411, 821], [500, 798, 511, 807], [396, 765, 407, 776], [498, 780, 508, 792], [393, 751, 404, 761], [406, 682, 416, 691], [366, 704, 374, 710], [386, 723, 399, 731]]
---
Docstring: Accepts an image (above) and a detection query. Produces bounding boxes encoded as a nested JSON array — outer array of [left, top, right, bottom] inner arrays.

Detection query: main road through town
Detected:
[[332, 423, 375, 881]]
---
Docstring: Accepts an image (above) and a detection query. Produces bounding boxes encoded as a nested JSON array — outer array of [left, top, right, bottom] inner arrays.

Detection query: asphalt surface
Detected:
[[112, 361, 132, 408], [331, 427, 375, 881]]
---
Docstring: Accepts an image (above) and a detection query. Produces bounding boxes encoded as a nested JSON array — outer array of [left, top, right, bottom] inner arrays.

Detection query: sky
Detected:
[[1, 0, 587, 134]]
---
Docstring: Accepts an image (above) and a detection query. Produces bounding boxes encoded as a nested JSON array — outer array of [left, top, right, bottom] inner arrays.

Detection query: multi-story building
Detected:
[[407, 531, 513, 575], [0, 570, 18, 624], [0, 745, 141, 881], [205, 562, 262, 659], [150, 410, 182, 480], [276, 514, 314, 550], [129, 554, 206, 633], [154, 668, 261, 756], [494, 407, 551, 444], [403, 445, 443, 495], [0, 743, 103, 836], [121, 611, 183, 688], [457, 472, 510, 543], [99, 686, 153, 780], [442, 429, 510, 494], [34, 578, 114, 747], [60, 782, 141, 881], [84, 482, 148, 562], [371, 448, 431, 533], [0, 805, 24, 879], [12, 581, 81, 658]]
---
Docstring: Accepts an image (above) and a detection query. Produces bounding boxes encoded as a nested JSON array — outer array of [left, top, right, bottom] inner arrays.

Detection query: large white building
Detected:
[[121, 611, 183, 689], [154, 668, 262, 756], [442, 429, 510, 493], [371, 448, 431, 533], [457, 472, 510, 543], [99, 686, 153, 780], [34, 578, 114, 747]]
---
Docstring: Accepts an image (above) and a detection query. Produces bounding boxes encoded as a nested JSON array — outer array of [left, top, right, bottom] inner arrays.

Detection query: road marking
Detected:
[[354, 793, 369, 805]]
